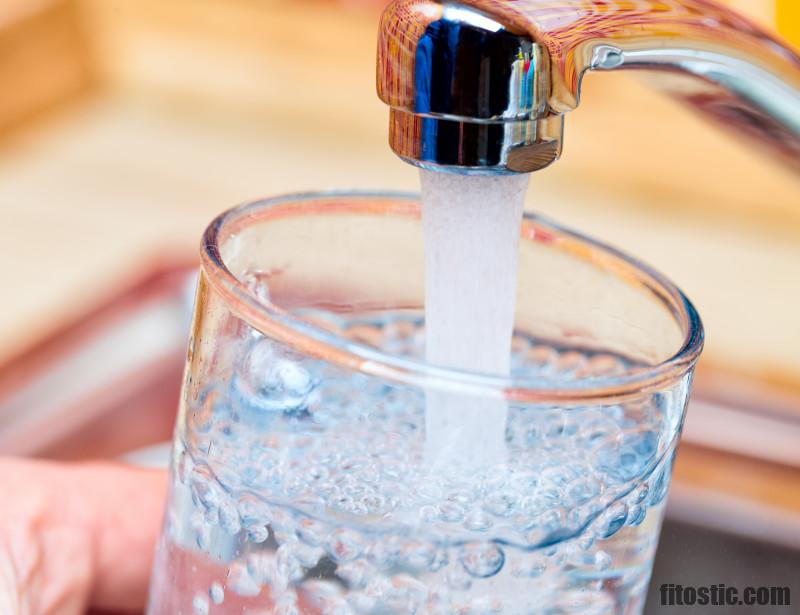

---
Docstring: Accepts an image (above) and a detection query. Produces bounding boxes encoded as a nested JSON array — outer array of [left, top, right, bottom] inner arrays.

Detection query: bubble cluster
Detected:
[[163, 313, 685, 614]]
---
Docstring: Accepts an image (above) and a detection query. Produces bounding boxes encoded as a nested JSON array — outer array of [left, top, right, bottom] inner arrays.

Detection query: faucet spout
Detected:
[[377, 0, 800, 174]]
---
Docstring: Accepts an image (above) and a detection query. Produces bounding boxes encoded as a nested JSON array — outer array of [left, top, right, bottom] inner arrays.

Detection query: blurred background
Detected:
[[0, 1, 798, 612]]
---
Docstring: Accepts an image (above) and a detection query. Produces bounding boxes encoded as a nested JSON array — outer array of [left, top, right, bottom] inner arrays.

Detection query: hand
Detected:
[[0, 457, 166, 614]]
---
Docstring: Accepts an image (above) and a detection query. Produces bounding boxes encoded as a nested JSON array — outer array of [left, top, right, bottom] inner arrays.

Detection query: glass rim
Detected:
[[201, 190, 704, 404]]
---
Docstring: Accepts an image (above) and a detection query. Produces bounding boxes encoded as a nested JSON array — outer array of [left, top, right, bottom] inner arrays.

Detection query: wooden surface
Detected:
[[2, 0, 797, 393], [0, 0, 89, 133]]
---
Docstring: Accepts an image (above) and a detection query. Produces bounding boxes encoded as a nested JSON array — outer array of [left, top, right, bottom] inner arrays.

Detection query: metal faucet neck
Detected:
[[377, 0, 800, 174]]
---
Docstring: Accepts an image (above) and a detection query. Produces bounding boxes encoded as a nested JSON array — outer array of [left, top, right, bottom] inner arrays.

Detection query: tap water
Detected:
[[419, 170, 529, 470], [148, 314, 684, 614], [147, 174, 683, 615]]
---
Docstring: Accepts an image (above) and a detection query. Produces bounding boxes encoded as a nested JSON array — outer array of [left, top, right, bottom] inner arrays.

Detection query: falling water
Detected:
[[420, 169, 529, 469]]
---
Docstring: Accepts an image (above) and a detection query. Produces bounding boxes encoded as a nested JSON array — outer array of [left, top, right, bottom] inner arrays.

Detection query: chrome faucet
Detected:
[[377, 0, 800, 174]]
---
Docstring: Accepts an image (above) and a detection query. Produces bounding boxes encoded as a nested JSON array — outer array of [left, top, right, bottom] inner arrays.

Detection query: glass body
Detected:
[[146, 192, 703, 615]]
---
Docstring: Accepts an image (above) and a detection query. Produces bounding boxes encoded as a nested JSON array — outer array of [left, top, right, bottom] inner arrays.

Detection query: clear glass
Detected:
[[146, 191, 703, 615]]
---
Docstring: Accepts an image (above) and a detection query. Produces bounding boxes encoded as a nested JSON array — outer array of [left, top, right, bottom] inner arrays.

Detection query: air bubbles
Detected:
[[445, 489, 474, 507], [386, 574, 429, 612], [464, 508, 494, 532], [419, 505, 438, 522], [190, 463, 222, 513], [460, 596, 505, 614], [483, 491, 518, 517], [177, 449, 193, 485], [521, 489, 560, 516], [594, 431, 657, 485], [554, 351, 587, 374], [446, 565, 473, 591], [525, 508, 566, 546], [429, 547, 449, 572], [507, 471, 539, 493], [578, 532, 596, 551], [306, 465, 330, 483], [526, 344, 557, 371], [594, 550, 612, 571], [232, 338, 316, 424], [365, 536, 403, 569], [209, 582, 225, 605], [459, 543, 505, 578], [599, 503, 629, 539], [626, 504, 646, 527], [439, 501, 466, 523], [568, 478, 601, 506], [275, 543, 306, 588], [296, 518, 328, 546], [246, 523, 270, 543], [418, 480, 444, 501], [544, 545, 566, 567], [361, 493, 391, 515], [648, 454, 674, 506], [192, 594, 209, 615], [273, 602, 302, 615], [337, 559, 372, 590], [217, 499, 242, 535], [171, 315, 683, 611], [227, 560, 261, 597], [328, 528, 365, 563], [511, 554, 547, 578], [554, 588, 616, 614], [241, 270, 272, 305], [400, 540, 436, 571], [295, 543, 325, 568]]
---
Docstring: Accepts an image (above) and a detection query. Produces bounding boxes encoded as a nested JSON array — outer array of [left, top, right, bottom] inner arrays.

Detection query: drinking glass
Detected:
[[146, 191, 703, 615]]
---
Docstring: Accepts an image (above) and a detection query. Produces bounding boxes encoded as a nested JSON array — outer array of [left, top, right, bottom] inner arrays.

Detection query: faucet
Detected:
[[377, 0, 800, 174]]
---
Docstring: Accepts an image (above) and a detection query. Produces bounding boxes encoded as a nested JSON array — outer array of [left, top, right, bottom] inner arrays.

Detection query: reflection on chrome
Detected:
[[377, 0, 800, 174]]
